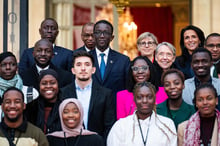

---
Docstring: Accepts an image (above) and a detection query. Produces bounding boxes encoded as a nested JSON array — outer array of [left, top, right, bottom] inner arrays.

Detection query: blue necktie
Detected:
[[100, 53, 105, 79]]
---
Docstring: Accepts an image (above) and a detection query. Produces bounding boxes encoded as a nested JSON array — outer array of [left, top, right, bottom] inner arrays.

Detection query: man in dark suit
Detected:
[[204, 33, 220, 78], [61, 51, 116, 141], [19, 18, 73, 74], [90, 20, 130, 95], [19, 39, 73, 91], [74, 22, 95, 52]]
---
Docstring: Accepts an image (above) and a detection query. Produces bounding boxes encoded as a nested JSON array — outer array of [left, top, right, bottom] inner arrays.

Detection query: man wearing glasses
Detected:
[[75, 22, 96, 52], [89, 20, 130, 107], [204, 33, 220, 78]]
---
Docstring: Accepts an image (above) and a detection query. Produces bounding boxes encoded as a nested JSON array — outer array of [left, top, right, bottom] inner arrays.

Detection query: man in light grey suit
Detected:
[[182, 47, 220, 110]]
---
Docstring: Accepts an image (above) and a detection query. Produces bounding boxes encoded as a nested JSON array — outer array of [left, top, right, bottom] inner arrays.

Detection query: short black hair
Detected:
[[193, 83, 218, 107], [192, 47, 212, 61], [40, 18, 58, 29], [161, 68, 185, 85], [72, 50, 95, 67], [2, 87, 24, 102], [94, 20, 113, 34], [204, 33, 220, 45]]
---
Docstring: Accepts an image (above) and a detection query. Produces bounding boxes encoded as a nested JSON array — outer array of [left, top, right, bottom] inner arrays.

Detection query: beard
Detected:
[[4, 114, 20, 123], [78, 77, 90, 81]]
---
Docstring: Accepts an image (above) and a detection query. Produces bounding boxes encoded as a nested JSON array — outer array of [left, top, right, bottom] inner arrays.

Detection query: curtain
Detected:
[[130, 7, 173, 44]]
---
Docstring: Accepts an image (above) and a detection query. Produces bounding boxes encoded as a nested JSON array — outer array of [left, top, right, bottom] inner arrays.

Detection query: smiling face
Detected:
[[184, 29, 201, 54], [0, 56, 17, 80], [93, 23, 114, 52], [138, 37, 156, 57], [33, 40, 53, 68], [62, 102, 81, 129], [39, 19, 59, 43], [195, 87, 218, 118], [134, 85, 155, 120], [155, 45, 175, 70], [39, 75, 58, 103], [163, 73, 184, 100], [2, 90, 25, 124], [132, 59, 150, 83], [191, 52, 212, 78]]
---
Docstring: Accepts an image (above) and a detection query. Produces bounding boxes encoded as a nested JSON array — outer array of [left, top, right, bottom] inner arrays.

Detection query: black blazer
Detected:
[[60, 81, 116, 140], [19, 63, 73, 91], [89, 49, 130, 94], [19, 45, 73, 74]]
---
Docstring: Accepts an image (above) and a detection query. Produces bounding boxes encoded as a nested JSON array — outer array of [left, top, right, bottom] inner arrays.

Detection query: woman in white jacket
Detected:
[[107, 81, 177, 146]]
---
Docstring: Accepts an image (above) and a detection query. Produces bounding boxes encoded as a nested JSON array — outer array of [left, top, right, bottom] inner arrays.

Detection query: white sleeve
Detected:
[[107, 120, 125, 146]]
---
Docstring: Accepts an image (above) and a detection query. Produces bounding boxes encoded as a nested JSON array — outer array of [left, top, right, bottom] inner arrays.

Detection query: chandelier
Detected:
[[109, 0, 129, 14]]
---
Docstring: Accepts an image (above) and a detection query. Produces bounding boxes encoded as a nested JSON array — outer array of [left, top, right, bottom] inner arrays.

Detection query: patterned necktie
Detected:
[[100, 53, 105, 79]]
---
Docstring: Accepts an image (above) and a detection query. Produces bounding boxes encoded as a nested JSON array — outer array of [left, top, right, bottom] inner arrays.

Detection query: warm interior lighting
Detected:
[[109, 0, 129, 14], [119, 8, 138, 59]]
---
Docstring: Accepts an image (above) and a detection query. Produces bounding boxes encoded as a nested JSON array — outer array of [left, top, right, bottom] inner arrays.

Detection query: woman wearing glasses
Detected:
[[137, 32, 158, 62], [108, 81, 177, 146], [117, 56, 158, 120], [153, 42, 177, 104]]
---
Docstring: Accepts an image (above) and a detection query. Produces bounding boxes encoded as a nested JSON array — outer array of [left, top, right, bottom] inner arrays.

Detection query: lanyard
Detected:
[[137, 115, 151, 146]]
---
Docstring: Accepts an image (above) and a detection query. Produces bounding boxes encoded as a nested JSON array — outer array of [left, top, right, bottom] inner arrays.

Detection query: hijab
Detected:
[[47, 98, 96, 138]]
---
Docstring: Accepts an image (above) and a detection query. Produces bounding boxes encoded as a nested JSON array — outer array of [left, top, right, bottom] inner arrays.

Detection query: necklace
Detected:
[[137, 115, 151, 146]]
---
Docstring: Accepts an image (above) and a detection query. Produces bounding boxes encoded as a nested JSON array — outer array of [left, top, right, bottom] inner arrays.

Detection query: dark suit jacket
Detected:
[[74, 46, 87, 52], [19, 45, 73, 74], [60, 81, 116, 140], [89, 49, 130, 95], [19, 63, 73, 91]]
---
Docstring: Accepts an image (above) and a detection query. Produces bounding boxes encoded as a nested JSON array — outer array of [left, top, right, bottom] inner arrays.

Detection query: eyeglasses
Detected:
[[138, 41, 155, 47], [131, 66, 149, 72], [94, 31, 112, 37], [205, 44, 220, 49]]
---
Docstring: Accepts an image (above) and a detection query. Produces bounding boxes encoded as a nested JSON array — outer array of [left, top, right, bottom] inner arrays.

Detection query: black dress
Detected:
[[47, 134, 105, 146]]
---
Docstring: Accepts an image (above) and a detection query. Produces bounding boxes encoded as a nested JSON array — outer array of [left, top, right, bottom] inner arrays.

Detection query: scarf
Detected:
[[183, 110, 220, 146], [47, 98, 96, 138], [0, 74, 23, 97]]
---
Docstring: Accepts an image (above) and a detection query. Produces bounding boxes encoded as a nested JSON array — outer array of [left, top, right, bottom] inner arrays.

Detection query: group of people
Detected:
[[0, 17, 220, 146]]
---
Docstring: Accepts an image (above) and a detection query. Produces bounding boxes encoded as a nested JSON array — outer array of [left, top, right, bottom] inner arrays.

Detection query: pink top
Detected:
[[116, 87, 168, 120]]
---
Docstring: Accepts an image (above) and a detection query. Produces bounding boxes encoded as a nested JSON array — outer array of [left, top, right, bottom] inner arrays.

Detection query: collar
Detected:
[[36, 65, 50, 74], [95, 47, 110, 57], [194, 76, 212, 88], [84, 46, 91, 52], [1, 118, 27, 132], [75, 80, 92, 90]]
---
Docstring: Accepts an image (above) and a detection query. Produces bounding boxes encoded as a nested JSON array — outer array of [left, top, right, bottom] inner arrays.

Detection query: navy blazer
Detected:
[[60, 81, 116, 141], [19, 45, 73, 74], [19, 63, 73, 91], [74, 46, 87, 52], [89, 49, 130, 94]]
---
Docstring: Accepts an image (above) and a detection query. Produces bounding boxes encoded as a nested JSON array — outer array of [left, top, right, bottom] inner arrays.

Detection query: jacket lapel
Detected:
[[88, 82, 98, 120]]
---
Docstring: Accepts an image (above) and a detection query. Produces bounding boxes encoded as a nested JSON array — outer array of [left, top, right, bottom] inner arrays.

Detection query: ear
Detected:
[[110, 35, 114, 42], [216, 97, 218, 105], [23, 103, 26, 110], [92, 67, 96, 74], [172, 56, 176, 63], [71, 67, 75, 75]]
